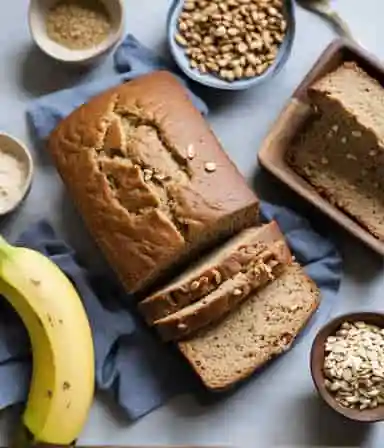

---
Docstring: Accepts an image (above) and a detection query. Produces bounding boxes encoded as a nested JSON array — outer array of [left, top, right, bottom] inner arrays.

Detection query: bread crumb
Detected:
[[205, 162, 217, 172], [143, 168, 153, 182], [200, 276, 209, 285], [212, 269, 222, 284], [190, 280, 200, 290], [187, 144, 195, 160]]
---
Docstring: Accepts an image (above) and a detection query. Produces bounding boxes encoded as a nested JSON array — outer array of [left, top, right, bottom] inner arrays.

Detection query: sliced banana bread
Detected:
[[286, 62, 384, 240], [308, 61, 384, 145], [139, 222, 288, 324], [154, 241, 290, 341], [178, 262, 320, 391]]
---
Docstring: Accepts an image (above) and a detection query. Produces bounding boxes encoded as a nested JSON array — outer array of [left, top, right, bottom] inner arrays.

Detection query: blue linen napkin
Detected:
[[28, 34, 208, 141], [2, 34, 343, 420]]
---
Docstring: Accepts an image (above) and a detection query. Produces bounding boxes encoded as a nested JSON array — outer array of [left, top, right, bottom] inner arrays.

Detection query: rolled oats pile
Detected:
[[324, 321, 384, 410], [174, 0, 287, 82]]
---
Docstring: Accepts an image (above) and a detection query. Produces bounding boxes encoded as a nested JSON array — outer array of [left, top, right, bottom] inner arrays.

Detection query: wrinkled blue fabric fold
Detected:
[[0, 34, 343, 420]]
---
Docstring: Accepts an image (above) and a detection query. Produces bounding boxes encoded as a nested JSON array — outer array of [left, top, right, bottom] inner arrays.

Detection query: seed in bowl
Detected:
[[174, 0, 287, 82], [46, 0, 112, 50], [323, 321, 384, 410]]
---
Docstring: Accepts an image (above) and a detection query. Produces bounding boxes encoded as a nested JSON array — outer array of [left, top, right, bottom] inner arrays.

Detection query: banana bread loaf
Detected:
[[286, 62, 384, 241], [48, 71, 259, 294]]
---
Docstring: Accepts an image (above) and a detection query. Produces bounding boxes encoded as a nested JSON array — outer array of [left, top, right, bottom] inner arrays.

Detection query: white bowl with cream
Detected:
[[28, 0, 125, 65], [0, 133, 34, 216]]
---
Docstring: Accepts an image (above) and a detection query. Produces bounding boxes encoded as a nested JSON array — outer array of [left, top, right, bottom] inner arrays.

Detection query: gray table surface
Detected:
[[0, 0, 383, 447]]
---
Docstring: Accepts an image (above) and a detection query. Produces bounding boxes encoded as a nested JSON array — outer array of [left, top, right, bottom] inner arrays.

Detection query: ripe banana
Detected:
[[0, 236, 95, 445]]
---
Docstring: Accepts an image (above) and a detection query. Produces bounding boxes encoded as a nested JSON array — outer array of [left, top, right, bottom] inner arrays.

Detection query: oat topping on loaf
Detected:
[[178, 262, 320, 391], [48, 71, 259, 293]]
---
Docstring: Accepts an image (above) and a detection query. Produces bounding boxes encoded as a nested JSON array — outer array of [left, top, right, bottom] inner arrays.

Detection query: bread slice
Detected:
[[178, 262, 320, 391], [154, 241, 290, 341], [139, 222, 287, 324], [286, 112, 384, 241], [286, 62, 384, 241], [308, 61, 384, 145]]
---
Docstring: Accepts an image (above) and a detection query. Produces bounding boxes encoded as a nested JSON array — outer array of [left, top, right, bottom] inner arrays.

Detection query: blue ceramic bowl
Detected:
[[167, 0, 296, 91]]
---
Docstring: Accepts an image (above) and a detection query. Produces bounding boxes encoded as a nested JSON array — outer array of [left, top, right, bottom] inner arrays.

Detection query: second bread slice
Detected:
[[154, 241, 290, 341], [139, 222, 287, 324]]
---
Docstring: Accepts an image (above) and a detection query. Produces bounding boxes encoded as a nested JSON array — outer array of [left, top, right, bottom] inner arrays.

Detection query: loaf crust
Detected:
[[139, 222, 287, 323], [48, 71, 259, 293]]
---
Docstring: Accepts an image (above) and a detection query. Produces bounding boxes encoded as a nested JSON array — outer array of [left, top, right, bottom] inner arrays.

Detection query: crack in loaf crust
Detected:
[[48, 71, 259, 293]]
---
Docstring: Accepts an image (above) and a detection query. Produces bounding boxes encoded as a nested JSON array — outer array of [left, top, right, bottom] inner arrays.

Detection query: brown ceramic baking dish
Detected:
[[258, 38, 384, 256]]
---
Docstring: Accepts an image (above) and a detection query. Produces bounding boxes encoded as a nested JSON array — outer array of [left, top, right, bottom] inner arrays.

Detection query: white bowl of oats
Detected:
[[28, 0, 125, 65]]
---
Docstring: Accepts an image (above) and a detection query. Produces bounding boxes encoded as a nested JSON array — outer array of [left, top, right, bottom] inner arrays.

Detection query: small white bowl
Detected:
[[28, 0, 125, 65], [0, 133, 34, 216]]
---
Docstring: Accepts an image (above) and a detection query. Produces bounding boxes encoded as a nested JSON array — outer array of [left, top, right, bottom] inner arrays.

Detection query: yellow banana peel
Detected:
[[0, 236, 95, 446]]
